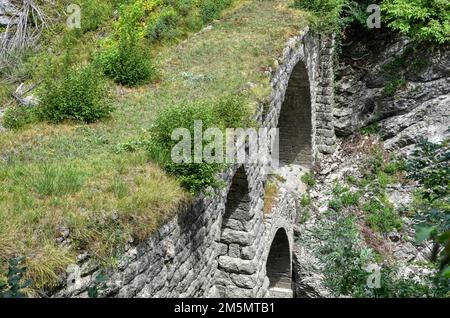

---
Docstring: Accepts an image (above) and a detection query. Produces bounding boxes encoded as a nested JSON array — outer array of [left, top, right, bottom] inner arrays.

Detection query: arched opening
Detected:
[[223, 166, 250, 224], [266, 228, 292, 297], [277, 61, 312, 167], [219, 166, 251, 257]]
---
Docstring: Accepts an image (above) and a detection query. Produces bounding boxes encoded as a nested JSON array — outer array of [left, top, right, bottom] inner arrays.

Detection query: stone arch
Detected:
[[221, 166, 251, 232], [216, 166, 259, 297], [277, 60, 312, 167], [266, 228, 292, 297]]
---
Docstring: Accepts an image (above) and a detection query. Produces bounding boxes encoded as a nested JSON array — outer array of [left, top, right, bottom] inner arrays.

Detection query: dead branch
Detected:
[[0, 0, 49, 69]]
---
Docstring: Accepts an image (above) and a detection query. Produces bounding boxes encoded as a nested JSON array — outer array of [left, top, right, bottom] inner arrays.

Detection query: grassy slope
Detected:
[[0, 0, 307, 291]]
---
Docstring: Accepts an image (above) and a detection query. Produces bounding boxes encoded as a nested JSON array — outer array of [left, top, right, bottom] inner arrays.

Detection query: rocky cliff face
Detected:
[[334, 28, 450, 152], [293, 29, 449, 298]]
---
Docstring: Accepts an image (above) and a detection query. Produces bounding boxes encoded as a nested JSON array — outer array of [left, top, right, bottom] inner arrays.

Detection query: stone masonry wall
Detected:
[[52, 28, 335, 298]]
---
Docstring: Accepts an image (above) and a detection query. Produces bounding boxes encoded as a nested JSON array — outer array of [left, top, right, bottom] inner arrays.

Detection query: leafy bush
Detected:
[[200, 0, 233, 24], [363, 198, 403, 233], [406, 138, 449, 274], [96, 39, 157, 86], [300, 193, 312, 207], [341, 191, 360, 207], [329, 198, 344, 212], [38, 62, 111, 123], [3, 106, 38, 130], [317, 211, 374, 296], [301, 172, 316, 188], [79, 0, 115, 33], [96, 0, 157, 86], [147, 6, 180, 42], [0, 257, 31, 298], [147, 95, 252, 194], [315, 209, 445, 297], [381, 0, 450, 44]]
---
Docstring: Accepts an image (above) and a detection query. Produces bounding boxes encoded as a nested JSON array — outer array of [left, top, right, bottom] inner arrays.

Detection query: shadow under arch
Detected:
[[266, 228, 292, 297], [277, 60, 312, 167]]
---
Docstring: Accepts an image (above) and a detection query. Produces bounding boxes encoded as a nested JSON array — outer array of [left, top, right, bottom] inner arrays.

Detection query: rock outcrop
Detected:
[[334, 29, 450, 152]]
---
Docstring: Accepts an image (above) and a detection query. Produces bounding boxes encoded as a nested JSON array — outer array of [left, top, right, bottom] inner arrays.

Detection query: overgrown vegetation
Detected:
[[0, 257, 31, 298], [146, 95, 253, 194], [39, 61, 111, 123], [382, 0, 450, 44], [312, 206, 448, 297], [292, 0, 449, 44], [0, 0, 307, 293], [406, 137, 450, 277], [300, 134, 449, 297]]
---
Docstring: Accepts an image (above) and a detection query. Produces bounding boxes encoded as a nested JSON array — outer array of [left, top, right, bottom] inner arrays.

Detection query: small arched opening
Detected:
[[266, 228, 292, 297], [223, 166, 251, 225]]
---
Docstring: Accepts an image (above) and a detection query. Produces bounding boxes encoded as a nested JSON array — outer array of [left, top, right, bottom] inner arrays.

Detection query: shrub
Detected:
[[293, 0, 349, 33], [79, 0, 115, 33], [96, 0, 157, 86], [406, 138, 450, 273], [316, 211, 375, 296], [300, 193, 312, 207], [96, 39, 157, 86], [147, 6, 180, 42], [383, 78, 406, 97], [3, 106, 38, 130], [0, 257, 30, 298], [341, 191, 360, 207], [38, 63, 111, 123], [381, 0, 450, 44], [329, 198, 343, 212], [383, 159, 405, 174], [200, 0, 233, 24], [363, 199, 403, 233], [314, 209, 447, 297], [301, 172, 316, 188], [148, 96, 251, 194]]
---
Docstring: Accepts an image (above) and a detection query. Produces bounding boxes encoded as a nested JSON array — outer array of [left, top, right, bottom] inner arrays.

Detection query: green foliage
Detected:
[[33, 165, 85, 197], [3, 106, 38, 130], [314, 209, 445, 297], [363, 198, 403, 233], [96, 1, 157, 86], [147, 6, 181, 42], [329, 198, 343, 212], [147, 95, 252, 194], [301, 172, 316, 188], [341, 191, 360, 207], [406, 138, 450, 272], [316, 210, 374, 296], [383, 158, 405, 174], [79, 0, 116, 33], [407, 138, 449, 202], [381, 0, 450, 44], [38, 62, 111, 123], [96, 39, 157, 86], [300, 193, 312, 207], [0, 257, 31, 298], [87, 271, 107, 298], [360, 123, 380, 136], [200, 0, 233, 24], [293, 0, 347, 33], [364, 144, 386, 176], [383, 78, 406, 97]]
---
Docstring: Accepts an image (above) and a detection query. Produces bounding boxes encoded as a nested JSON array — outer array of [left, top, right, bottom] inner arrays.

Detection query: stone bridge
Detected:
[[56, 29, 336, 298]]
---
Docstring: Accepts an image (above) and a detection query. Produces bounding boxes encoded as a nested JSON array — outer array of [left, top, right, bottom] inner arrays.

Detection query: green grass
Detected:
[[0, 0, 308, 292]]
